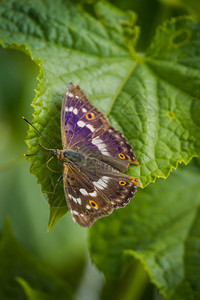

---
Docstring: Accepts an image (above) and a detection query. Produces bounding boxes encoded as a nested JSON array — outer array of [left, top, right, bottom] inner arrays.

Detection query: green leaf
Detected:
[[0, 221, 74, 299], [48, 205, 68, 231], [89, 158, 200, 299], [94, 1, 139, 50], [0, 0, 200, 227]]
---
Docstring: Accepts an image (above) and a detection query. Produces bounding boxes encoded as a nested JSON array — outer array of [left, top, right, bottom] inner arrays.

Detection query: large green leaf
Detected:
[[89, 158, 200, 299], [0, 0, 200, 227], [0, 222, 73, 299]]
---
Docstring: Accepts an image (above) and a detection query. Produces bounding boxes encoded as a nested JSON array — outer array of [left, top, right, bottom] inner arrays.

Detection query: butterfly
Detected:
[[23, 83, 140, 227]]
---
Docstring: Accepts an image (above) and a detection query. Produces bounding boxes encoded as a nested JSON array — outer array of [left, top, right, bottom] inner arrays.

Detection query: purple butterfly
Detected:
[[23, 83, 139, 227]]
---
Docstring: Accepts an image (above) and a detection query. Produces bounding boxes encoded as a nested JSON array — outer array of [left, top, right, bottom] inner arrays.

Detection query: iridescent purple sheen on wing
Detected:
[[61, 83, 109, 149]]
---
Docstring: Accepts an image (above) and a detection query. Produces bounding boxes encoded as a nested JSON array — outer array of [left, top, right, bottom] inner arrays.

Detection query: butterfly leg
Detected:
[[46, 156, 60, 173]]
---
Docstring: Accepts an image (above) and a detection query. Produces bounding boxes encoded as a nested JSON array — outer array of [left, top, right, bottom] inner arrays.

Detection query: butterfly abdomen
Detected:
[[82, 157, 119, 176]]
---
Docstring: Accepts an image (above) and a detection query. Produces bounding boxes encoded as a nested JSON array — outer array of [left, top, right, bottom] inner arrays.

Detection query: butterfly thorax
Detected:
[[52, 149, 84, 165]]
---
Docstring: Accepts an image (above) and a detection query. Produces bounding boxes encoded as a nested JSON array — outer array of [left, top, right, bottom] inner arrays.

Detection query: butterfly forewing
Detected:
[[61, 83, 110, 149]]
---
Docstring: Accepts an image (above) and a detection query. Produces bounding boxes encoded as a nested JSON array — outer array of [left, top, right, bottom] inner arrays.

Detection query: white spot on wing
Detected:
[[77, 120, 85, 127], [69, 107, 73, 112], [86, 124, 95, 132], [86, 205, 91, 210], [77, 198, 82, 205], [65, 107, 69, 112], [82, 108, 87, 113], [73, 108, 78, 115], [92, 137, 110, 155], [69, 194, 78, 203], [75, 95, 79, 99], [69, 93, 73, 97], [80, 188, 88, 195], [70, 210, 79, 218], [89, 191, 97, 197], [93, 176, 109, 190]]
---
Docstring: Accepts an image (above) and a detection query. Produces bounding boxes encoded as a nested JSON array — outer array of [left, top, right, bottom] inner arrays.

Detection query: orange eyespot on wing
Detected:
[[119, 180, 126, 186], [89, 200, 98, 209], [118, 153, 126, 159], [86, 112, 95, 120]]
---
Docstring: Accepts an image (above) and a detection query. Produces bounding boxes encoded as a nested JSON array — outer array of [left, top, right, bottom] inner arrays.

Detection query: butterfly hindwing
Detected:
[[81, 157, 139, 209], [79, 126, 138, 172]]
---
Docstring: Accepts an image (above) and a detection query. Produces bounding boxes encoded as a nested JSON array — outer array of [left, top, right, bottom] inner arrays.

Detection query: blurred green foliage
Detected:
[[0, 0, 200, 299]]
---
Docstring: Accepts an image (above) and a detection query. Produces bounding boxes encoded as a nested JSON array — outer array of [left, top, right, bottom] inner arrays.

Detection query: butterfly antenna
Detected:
[[23, 152, 50, 157], [22, 116, 56, 149]]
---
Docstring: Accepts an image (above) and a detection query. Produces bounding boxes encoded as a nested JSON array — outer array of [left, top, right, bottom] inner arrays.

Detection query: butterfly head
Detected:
[[51, 149, 62, 161]]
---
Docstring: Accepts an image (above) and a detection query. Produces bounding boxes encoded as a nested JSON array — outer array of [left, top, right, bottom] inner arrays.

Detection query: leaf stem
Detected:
[[118, 258, 150, 300]]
